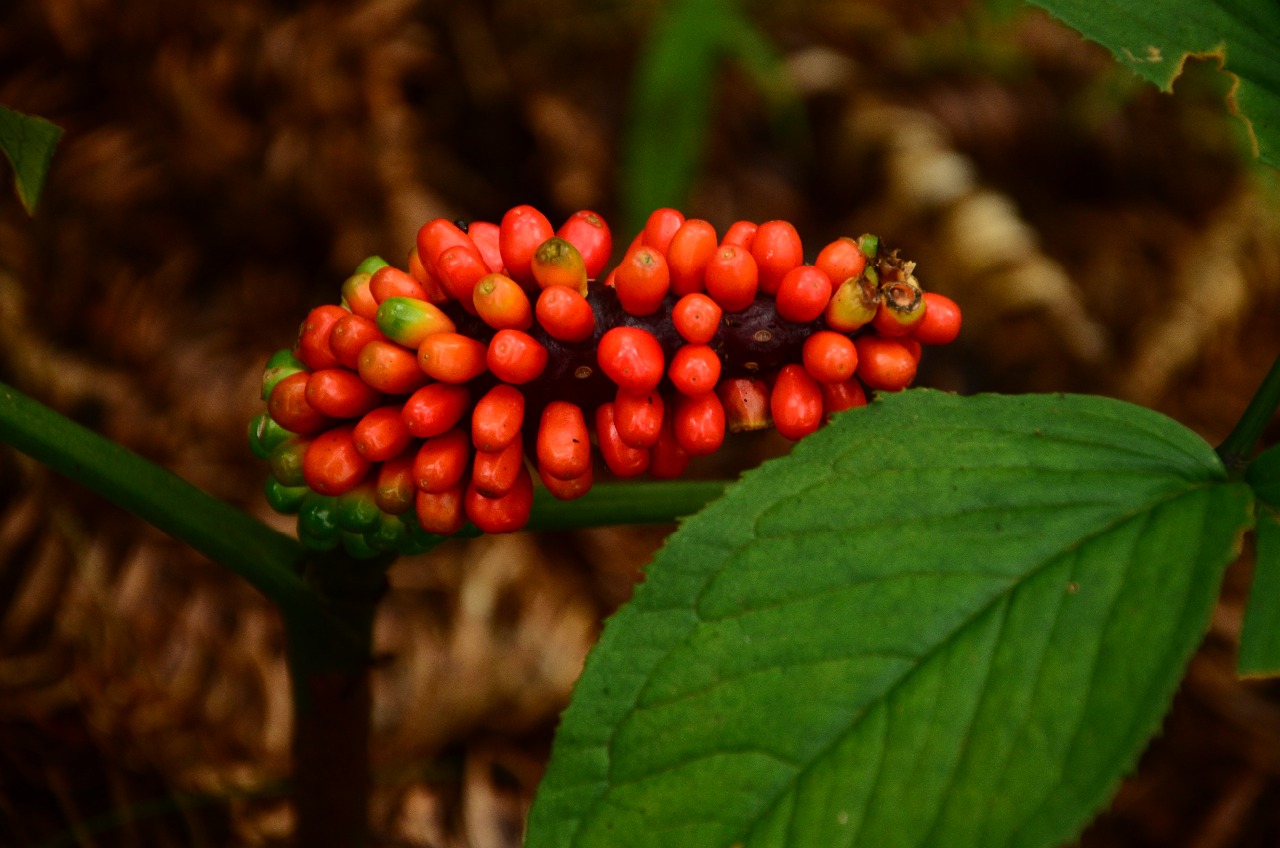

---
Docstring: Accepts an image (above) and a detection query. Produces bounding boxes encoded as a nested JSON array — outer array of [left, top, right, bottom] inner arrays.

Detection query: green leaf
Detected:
[[1239, 506, 1280, 676], [527, 391, 1253, 848], [1025, 0, 1280, 170], [621, 0, 796, 235], [0, 104, 62, 214]]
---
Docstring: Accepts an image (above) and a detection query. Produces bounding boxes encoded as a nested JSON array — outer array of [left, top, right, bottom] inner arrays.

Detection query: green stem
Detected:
[[528, 480, 728, 531], [0, 381, 312, 608], [1217, 351, 1280, 471]]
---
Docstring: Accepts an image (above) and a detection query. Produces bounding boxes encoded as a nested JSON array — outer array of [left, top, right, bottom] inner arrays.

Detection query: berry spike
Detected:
[[254, 204, 963, 548]]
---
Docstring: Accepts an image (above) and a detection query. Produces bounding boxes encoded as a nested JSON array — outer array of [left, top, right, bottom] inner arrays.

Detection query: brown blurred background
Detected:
[[1, 0, 1279, 845]]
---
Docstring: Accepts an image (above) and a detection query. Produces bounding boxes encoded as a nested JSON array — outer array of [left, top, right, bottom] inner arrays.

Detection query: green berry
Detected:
[[264, 476, 309, 514], [335, 484, 382, 533], [249, 412, 294, 460], [268, 437, 311, 488], [355, 255, 390, 275]]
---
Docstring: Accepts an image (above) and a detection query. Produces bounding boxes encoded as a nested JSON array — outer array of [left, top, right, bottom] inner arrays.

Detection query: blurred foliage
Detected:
[[0, 104, 61, 214], [621, 0, 801, 235]]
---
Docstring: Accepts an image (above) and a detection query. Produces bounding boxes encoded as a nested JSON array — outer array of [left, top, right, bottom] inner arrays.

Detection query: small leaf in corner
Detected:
[[0, 104, 63, 215]]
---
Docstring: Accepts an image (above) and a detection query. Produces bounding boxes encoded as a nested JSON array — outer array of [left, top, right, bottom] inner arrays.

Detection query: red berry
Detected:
[[500, 205, 555, 287], [353, 405, 413, 462], [473, 272, 533, 330], [268, 371, 333, 435], [614, 388, 664, 448], [751, 220, 803, 295], [487, 329, 548, 384], [465, 464, 534, 533], [471, 439, 525, 498], [471, 384, 525, 452], [416, 218, 480, 277], [357, 339, 429, 395], [369, 265, 428, 304], [412, 427, 471, 493], [667, 218, 718, 296], [668, 343, 722, 396], [402, 383, 471, 438], [704, 245, 758, 312], [614, 246, 670, 316], [912, 291, 962, 345], [717, 377, 772, 433], [536, 401, 592, 481], [417, 332, 488, 384], [720, 220, 757, 250], [375, 451, 416, 515], [595, 402, 649, 478], [557, 210, 613, 280], [416, 486, 466, 535], [671, 293, 723, 345], [775, 265, 833, 323], [303, 425, 371, 496], [854, 335, 917, 392], [329, 313, 386, 370], [406, 248, 450, 304], [467, 221, 505, 273], [535, 285, 595, 343], [770, 364, 823, 441], [815, 237, 867, 287], [538, 461, 593, 501], [640, 207, 685, 254], [434, 244, 488, 313], [531, 236, 589, 295], [801, 330, 858, 384], [820, 377, 868, 418], [673, 392, 725, 457], [295, 305, 347, 370], [305, 368, 383, 419], [598, 326, 665, 393], [648, 413, 690, 479]]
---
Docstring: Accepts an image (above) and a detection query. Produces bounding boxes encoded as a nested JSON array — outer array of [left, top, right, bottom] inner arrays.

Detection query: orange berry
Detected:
[[801, 331, 858, 384]]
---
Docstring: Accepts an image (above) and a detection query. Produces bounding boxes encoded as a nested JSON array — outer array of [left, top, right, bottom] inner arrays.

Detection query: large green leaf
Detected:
[[1025, 0, 1280, 169], [527, 391, 1253, 848], [0, 104, 62, 214]]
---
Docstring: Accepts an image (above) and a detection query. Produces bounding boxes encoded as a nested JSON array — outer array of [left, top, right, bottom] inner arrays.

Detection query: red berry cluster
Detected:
[[248, 206, 962, 556]]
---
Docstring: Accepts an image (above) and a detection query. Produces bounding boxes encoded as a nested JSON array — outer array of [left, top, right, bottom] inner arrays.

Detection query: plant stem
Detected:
[[1217, 351, 1280, 471], [286, 551, 390, 848], [528, 480, 727, 531], [0, 381, 314, 607]]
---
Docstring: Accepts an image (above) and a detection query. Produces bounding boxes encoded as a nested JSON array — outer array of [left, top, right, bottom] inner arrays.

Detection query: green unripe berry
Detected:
[[355, 255, 390, 275], [249, 412, 294, 460], [264, 476, 309, 514]]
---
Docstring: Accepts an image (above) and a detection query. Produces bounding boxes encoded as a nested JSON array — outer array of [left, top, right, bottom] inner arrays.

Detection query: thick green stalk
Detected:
[[1217, 351, 1280, 471], [0, 381, 312, 606]]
